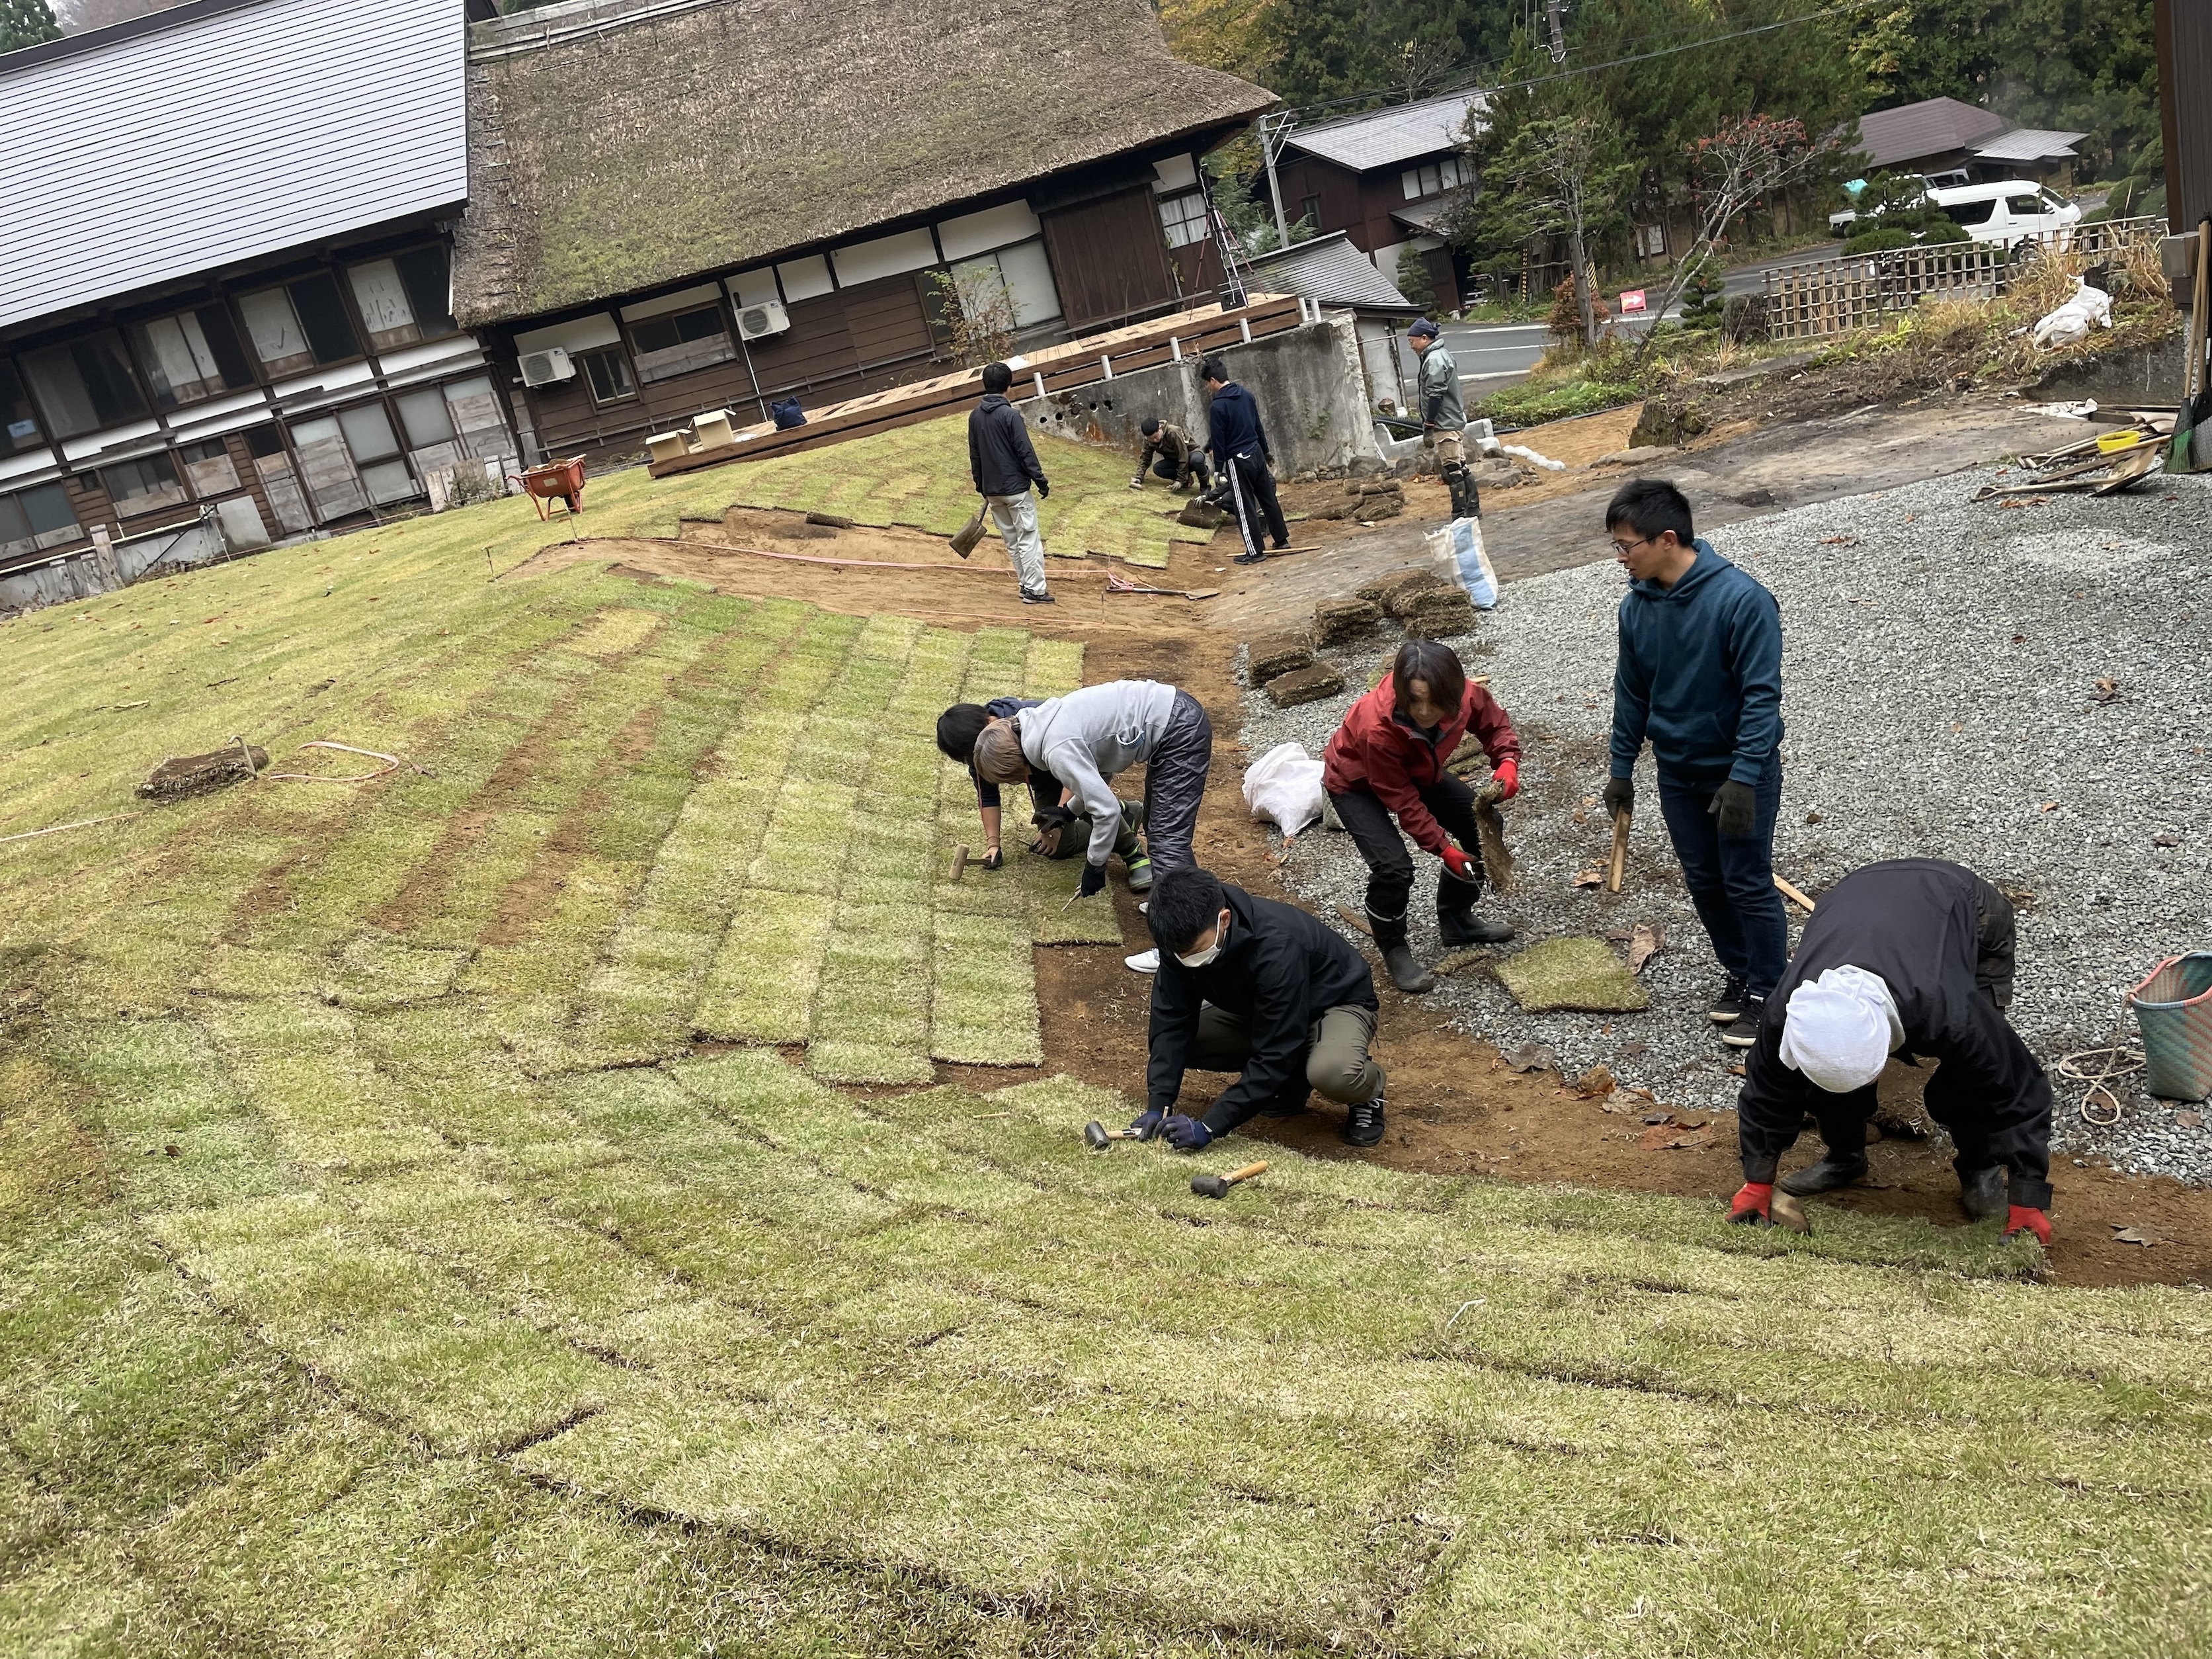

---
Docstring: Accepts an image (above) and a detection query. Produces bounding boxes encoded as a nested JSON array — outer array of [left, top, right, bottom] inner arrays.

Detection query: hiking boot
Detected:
[[1124, 853, 1153, 892], [1719, 993, 1766, 1047], [1020, 589, 1056, 605], [1343, 1095, 1386, 1147], [1233, 550, 1268, 566], [1709, 975, 1748, 1024], [1959, 1164, 2008, 1223], [1778, 1153, 1870, 1196], [1438, 910, 1513, 947], [1383, 945, 1434, 994]]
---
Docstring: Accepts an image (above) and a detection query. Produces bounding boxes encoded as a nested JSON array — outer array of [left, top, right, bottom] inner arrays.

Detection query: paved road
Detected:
[[1424, 245, 1844, 392]]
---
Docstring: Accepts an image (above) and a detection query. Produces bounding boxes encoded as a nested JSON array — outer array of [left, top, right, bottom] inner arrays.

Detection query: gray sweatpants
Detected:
[[985, 492, 1049, 598]]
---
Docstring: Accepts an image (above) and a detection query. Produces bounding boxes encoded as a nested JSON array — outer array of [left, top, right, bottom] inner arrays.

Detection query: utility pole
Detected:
[[1260, 112, 1293, 250]]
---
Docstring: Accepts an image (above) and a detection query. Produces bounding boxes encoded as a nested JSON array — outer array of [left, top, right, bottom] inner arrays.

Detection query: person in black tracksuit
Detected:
[[1726, 858, 2056, 1244], [1202, 357, 1288, 565], [1127, 867, 1389, 1149]]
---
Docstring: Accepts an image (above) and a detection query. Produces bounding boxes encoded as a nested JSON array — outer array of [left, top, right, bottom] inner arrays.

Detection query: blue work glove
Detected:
[[1079, 860, 1108, 898], [1130, 1108, 1166, 1141], [1163, 1114, 1214, 1152]]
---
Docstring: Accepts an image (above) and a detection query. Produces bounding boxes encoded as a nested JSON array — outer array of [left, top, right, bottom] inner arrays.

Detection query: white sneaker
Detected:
[[1125, 948, 1160, 974]]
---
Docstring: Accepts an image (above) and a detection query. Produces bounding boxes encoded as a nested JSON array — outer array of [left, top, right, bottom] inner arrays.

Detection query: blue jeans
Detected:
[[1655, 763, 1786, 998]]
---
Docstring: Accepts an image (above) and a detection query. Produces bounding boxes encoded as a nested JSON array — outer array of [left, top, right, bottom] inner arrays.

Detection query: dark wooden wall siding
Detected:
[[1040, 187, 1183, 330], [2159, 0, 2212, 233], [526, 273, 944, 460]]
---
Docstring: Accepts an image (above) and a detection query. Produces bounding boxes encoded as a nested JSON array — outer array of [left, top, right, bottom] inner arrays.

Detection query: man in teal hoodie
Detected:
[[1601, 480, 1785, 1042]]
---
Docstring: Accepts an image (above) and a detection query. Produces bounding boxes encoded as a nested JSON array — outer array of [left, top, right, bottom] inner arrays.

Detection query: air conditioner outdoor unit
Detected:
[[520, 347, 575, 386], [735, 300, 791, 341]]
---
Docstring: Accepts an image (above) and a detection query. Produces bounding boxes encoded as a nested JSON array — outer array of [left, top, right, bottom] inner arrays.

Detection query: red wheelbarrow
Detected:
[[518, 455, 587, 520]]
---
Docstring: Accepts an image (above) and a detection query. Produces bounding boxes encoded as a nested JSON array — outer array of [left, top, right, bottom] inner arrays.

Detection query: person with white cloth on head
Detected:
[[1727, 858, 2057, 1246]]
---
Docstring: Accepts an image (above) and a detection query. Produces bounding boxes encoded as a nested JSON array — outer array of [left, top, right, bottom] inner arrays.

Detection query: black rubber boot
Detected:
[[1343, 1095, 1386, 1146], [1959, 1164, 2008, 1223], [1438, 910, 1514, 946], [1778, 1153, 1870, 1196], [1444, 464, 1471, 520], [1383, 945, 1434, 993]]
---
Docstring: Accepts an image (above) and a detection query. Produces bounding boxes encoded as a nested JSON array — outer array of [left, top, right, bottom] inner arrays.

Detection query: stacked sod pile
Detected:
[[1, 482, 2209, 1654]]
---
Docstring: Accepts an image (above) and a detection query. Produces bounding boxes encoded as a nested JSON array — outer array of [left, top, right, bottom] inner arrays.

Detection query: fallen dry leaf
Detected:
[[1572, 1064, 1616, 1099], [2178, 1111, 2204, 1129], [2040, 802, 2059, 812], [2154, 834, 2180, 849], [2111, 1224, 2166, 1248], [1572, 869, 1604, 888], [2092, 676, 2122, 704], [1639, 1123, 1715, 1152], [1501, 1041, 1557, 1074], [1625, 923, 1665, 974], [1819, 534, 1858, 546]]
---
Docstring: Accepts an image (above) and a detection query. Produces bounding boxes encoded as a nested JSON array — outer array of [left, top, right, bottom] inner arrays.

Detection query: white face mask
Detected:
[[1177, 912, 1230, 968]]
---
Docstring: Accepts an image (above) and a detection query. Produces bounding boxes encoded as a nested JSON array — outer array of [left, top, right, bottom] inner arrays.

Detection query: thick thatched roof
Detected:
[[452, 0, 1274, 327]]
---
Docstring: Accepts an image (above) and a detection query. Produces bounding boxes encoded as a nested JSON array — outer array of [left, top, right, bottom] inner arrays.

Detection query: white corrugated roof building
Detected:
[[1243, 231, 1412, 314], [1282, 90, 1485, 175], [0, 0, 469, 331]]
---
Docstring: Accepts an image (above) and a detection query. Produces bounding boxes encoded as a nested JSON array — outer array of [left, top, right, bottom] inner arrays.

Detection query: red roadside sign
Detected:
[[1618, 288, 1648, 314]]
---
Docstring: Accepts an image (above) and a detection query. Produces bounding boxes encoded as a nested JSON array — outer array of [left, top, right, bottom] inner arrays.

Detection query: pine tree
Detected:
[[0, 0, 61, 54]]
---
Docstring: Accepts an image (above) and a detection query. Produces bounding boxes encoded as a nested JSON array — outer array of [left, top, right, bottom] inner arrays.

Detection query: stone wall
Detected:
[[1012, 311, 1393, 478]]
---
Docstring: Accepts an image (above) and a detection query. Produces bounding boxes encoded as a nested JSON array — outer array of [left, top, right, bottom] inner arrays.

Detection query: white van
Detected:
[[1928, 181, 2081, 251]]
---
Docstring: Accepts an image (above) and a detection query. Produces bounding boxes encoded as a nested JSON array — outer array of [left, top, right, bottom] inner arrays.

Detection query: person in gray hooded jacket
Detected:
[[972, 679, 1212, 972]]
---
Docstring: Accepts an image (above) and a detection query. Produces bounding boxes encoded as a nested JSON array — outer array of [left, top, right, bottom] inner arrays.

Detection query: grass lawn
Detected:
[[717, 414, 1213, 568], [2, 505, 2210, 1654]]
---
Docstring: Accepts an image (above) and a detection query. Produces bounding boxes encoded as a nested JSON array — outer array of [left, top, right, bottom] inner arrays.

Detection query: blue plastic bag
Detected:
[[770, 396, 806, 430]]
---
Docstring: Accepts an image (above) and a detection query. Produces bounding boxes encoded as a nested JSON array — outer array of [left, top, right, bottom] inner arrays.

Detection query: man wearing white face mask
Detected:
[[1727, 859, 2055, 1246], [1129, 867, 1387, 1150]]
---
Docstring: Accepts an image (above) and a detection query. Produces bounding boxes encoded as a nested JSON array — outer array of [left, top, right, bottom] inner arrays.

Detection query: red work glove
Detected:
[[1491, 758, 1518, 799], [1727, 1182, 1774, 1226], [2004, 1205, 2052, 1246], [1440, 844, 1477, 880]]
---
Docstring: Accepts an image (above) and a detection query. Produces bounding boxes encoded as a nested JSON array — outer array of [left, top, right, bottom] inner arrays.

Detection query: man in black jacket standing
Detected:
[[1129, 867, 1388, 1149], [1202, 358, 1289, 566], [1725, 858, 2056, 1246], [967, 361, 1053, 605]]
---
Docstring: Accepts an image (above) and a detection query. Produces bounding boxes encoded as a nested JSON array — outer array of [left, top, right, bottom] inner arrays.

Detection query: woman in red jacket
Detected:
[[1322, 638, 1522, 992]]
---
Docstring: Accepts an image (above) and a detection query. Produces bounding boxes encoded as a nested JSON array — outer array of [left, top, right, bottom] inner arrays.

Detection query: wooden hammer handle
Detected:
[[1225, 1160, 1270, 1185], [1607, 810, 1630, 893]]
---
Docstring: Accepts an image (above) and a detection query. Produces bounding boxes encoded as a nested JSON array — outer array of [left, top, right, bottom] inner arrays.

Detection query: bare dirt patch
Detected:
[[549, 489, 2209, 1289]]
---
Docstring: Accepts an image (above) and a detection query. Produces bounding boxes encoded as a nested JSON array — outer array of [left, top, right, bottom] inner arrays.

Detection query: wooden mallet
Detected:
[[1607, 809, 1630, 892], [1190, 1160, 1268, 1199], [1082, 1120, 1141, 1150]]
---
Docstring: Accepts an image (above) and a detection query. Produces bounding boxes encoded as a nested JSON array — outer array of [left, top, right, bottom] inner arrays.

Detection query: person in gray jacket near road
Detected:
[[1409, 319, 1477, 521], [967, 361, 1053, 605], [972, 678, 1213, 974]]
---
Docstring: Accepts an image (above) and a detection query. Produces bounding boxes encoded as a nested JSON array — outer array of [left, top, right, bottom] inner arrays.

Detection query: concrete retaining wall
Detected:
[[1012, 312, 1393, 478]]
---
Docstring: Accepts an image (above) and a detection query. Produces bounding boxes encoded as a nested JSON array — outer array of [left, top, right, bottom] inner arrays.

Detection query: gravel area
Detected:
[[1241, 465, 2212, 1183]]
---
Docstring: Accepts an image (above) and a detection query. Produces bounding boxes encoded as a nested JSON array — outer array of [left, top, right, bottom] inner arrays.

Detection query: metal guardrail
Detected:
[[1762, 216, 2167, 341]]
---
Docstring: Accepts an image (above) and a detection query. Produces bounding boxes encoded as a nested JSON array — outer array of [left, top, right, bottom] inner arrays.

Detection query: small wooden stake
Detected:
[[1607, 810, 1630, 892], [949, 843, 969, 882], [1774, 874, 1818, 913], [1334, 904, 1373, 937]]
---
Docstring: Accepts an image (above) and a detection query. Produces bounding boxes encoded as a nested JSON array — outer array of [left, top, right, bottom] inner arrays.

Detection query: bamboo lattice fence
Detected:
[[1762, 216, 2166, 341]]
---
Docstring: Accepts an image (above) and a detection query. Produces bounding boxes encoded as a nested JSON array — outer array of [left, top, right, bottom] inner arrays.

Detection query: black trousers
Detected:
[[1329, 777, 1482, 951], [1225, 450, 1288, 556], [1152, 452, 1212, 489], [1140, 689, 1212, 874]]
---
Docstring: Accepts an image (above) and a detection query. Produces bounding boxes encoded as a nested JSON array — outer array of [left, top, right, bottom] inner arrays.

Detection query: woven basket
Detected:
[[2126, 953, 2212, 1101]]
